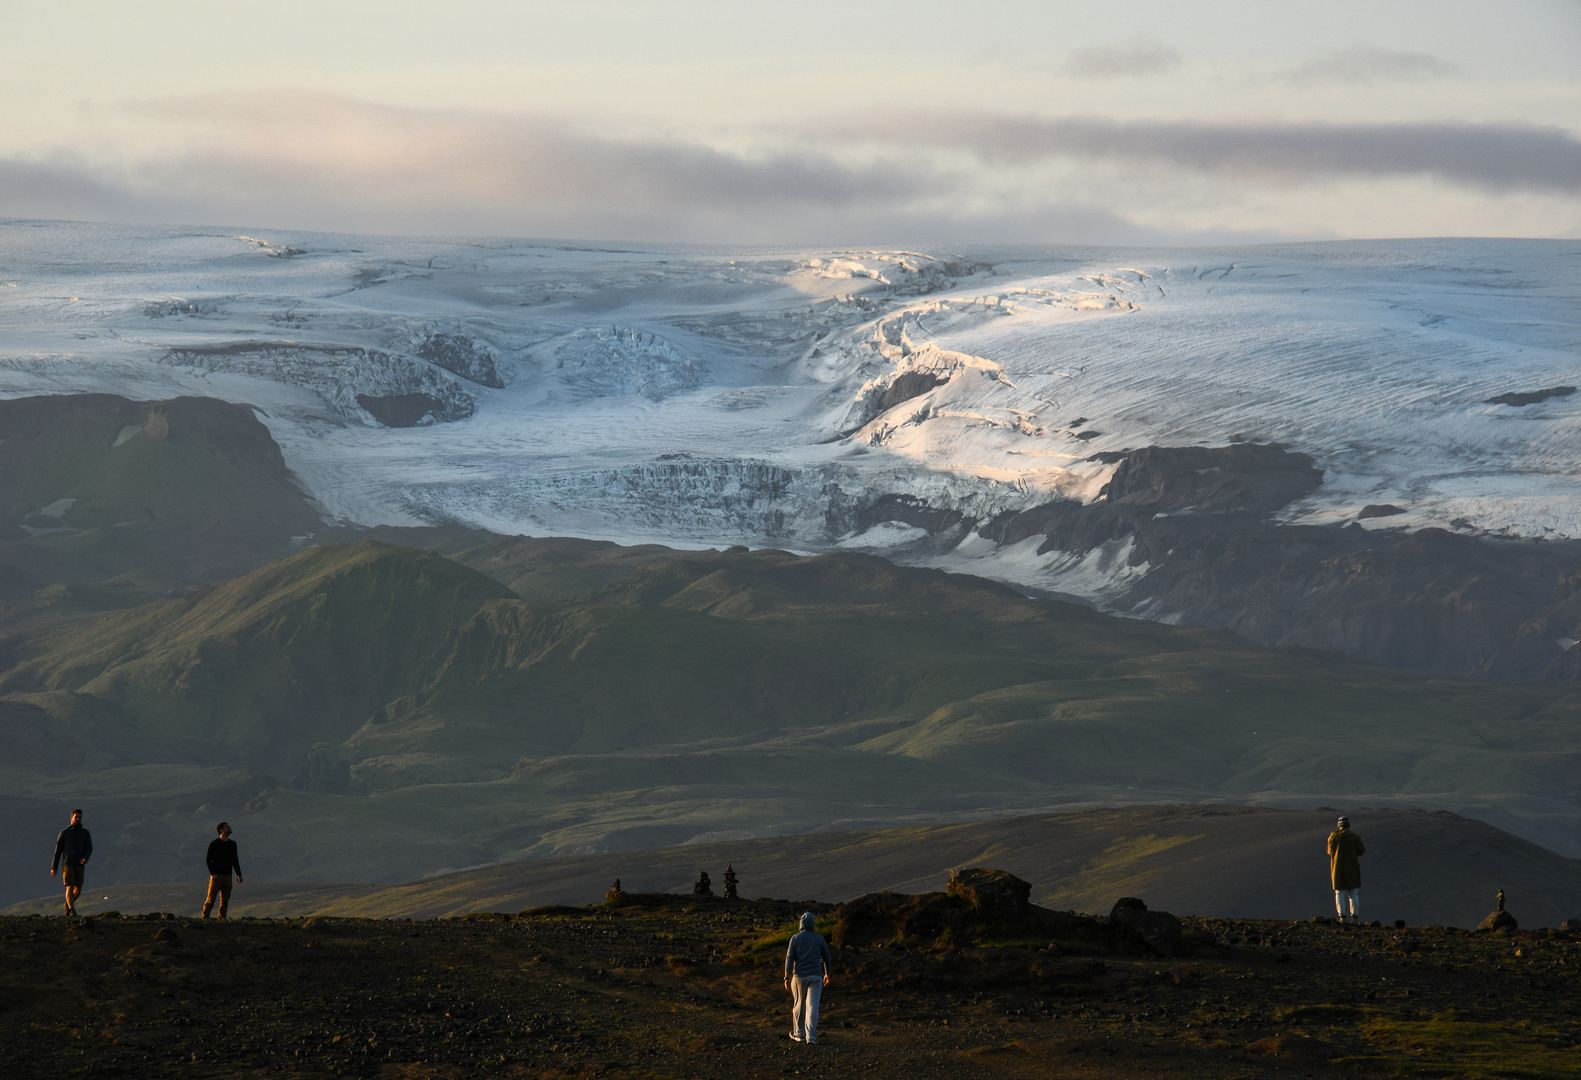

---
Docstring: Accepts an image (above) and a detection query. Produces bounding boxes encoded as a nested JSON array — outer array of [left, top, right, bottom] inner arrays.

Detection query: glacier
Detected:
[[2, 220, 1578, 608]]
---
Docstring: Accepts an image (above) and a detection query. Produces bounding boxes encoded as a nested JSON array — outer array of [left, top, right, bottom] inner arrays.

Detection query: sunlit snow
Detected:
[[2, 221, 1577, 601]]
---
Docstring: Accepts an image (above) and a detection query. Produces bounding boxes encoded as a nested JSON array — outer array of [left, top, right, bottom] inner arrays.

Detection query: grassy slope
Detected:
[[0, 542, 512, 779], [4, 539, 1581, 893]]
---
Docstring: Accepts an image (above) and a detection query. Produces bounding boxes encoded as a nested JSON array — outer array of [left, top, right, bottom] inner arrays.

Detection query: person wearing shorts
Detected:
[[50, 809, 93, 916]]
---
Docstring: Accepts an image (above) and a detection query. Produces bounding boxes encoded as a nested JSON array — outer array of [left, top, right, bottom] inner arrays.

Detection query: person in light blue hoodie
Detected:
[[783, 912, 832, 1043]]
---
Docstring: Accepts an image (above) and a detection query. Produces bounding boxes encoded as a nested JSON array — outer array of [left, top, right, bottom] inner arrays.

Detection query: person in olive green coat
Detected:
[[1328, 816, 1365, 923]]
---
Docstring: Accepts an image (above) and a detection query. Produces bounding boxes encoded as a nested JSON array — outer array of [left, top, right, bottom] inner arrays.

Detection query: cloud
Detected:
[[0, 94, 952, 242], [1064, 37, 1181, 78], [1281, 46, 1467, 86], [843, 113, 1581, 194], [0, 158, 168, 223], [123, 94, 922, 212], [0, 94, 1576, 244]]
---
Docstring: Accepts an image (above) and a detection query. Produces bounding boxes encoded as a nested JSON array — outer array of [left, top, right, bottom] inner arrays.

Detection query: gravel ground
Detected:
[[2, 897, 1579, 1079]]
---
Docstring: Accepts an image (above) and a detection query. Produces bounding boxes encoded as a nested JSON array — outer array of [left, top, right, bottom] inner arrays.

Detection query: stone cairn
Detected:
[[693, 870, 713, 897], [605, 878, 626, 904], [1477, 887, 1518, 931], [722, 864, 739, 900]]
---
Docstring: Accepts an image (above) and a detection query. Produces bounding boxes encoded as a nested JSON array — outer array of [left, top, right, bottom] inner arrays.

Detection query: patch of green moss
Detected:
[[1353, 1013, 1581, 1078]]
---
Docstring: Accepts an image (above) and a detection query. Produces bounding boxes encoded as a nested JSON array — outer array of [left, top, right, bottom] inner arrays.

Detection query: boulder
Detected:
[[834, 867, 1097, 948], [947, 867, 1032, 923], [831, 891, 965, 948], [1109, 897, 1183, 957], [1477, 910, 1518, 932]]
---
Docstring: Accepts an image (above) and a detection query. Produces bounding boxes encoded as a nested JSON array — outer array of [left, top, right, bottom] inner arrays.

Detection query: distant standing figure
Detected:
[[1328, 815, 1365, 924], [203, 822, 244, 919], [50, 809, 93, 916], [784, 912, 832, 1044]]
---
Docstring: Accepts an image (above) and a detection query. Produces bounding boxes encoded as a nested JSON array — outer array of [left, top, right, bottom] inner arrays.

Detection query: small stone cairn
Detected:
[[1477, 887, 1518, 932], [722, 863, 739, 900], [605, 878, 626, 904], [693, 870, 713, 897]]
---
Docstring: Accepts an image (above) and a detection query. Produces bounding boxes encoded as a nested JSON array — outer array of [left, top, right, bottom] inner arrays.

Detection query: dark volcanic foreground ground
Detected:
[[3, 898, 1579, 1079]]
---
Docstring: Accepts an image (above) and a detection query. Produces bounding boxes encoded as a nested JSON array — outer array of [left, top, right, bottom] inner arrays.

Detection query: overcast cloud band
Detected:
[[848, 114, 1581, 194]]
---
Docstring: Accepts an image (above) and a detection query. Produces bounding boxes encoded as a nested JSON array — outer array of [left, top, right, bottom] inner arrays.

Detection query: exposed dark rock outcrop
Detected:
[[1485, 386, 1575, 407], [854, 494, 965, 536], [356, 392, 450, 427], [876, 371, 946, 414], [845, 442, 1581, 682], [833, 867, 1099, 949], [416, 332, 506, 389], [979, 443, 1325, 556], [946, 867, 1032, 923]]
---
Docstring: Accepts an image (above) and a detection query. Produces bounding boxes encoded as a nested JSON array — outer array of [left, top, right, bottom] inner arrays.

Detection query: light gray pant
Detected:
[[1335, 887, 1360, 920], [791, 975, 823, 1041]]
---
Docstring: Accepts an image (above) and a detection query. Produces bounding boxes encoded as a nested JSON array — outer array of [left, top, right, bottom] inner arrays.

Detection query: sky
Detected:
[[1, 0, 1578, 245]]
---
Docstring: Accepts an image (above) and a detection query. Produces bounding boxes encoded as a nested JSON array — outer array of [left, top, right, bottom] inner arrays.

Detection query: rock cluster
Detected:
[[833, 867, 1185, 955], [946, 867, 1032, 923]]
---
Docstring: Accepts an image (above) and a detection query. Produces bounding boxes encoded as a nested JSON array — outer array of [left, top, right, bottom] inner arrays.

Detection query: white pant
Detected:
[[791, 975, 823, 1042], [1335, 888, 1360, 920]]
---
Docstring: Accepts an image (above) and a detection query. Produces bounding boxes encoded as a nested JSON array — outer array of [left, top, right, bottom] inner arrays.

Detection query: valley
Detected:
[[2, 233, 1580, 931]]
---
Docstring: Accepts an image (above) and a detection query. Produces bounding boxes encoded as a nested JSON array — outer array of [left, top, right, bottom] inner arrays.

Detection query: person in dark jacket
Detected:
[[783, 912, 832, 1043], [50, 809, 93, 916], [1328, 815, 1365, 924], [202, 822, 244, 918]]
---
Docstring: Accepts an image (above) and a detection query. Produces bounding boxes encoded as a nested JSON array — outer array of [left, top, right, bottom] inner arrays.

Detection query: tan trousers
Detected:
[[203, 875, 233, 918]]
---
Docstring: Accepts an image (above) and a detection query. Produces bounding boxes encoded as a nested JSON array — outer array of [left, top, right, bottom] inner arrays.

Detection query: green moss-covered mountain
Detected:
[[6, 391, 1581, 907], [5, 536, 1581, 901]]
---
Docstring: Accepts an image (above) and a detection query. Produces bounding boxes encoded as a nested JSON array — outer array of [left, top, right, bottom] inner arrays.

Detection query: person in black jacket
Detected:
[[202, 822, 244, 919], [50, 809, 93, 916]]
